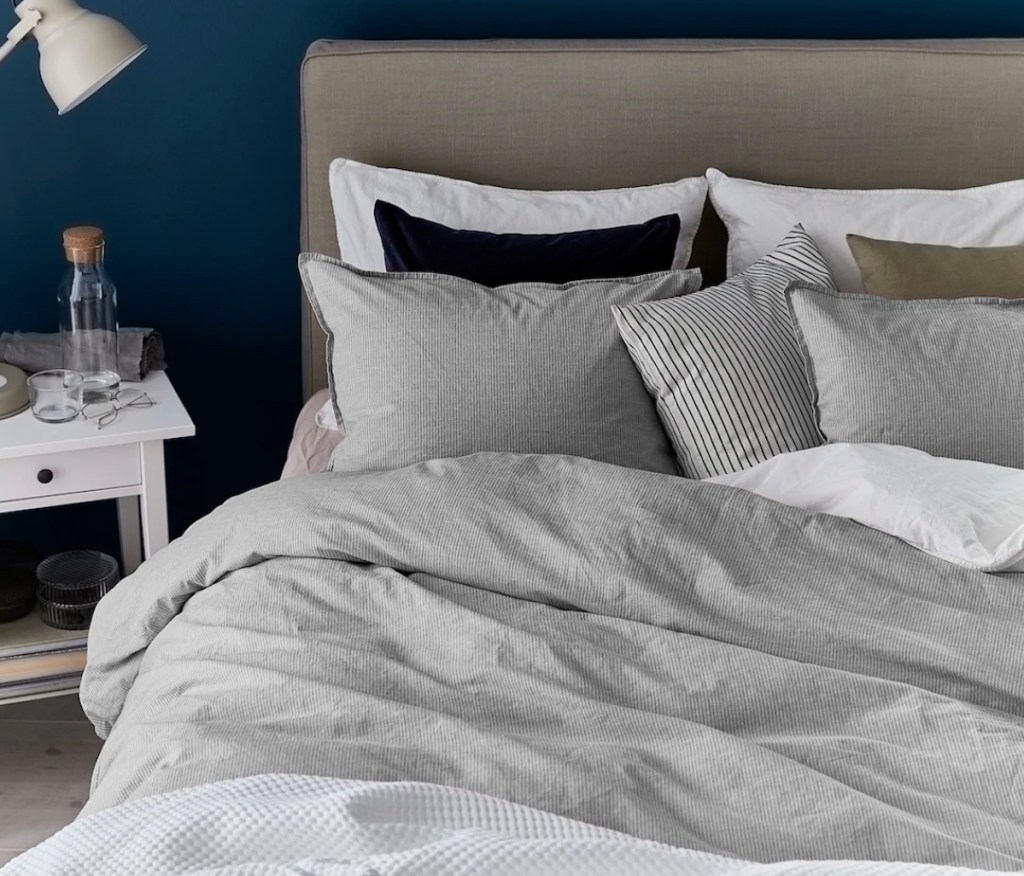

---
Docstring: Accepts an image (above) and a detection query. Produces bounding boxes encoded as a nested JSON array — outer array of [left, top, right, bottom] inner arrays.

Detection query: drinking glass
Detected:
[[27, 370, 84, 424]]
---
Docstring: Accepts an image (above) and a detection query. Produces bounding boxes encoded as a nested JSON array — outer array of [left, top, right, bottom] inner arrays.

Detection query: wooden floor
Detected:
[[0, 693, 102, 865]]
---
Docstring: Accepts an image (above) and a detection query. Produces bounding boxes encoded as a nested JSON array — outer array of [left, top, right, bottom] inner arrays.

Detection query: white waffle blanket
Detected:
[[1, 775, 1004, 875]]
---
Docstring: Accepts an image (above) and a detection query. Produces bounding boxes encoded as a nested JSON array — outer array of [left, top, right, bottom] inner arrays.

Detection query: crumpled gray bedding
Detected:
[[80, 452, 1024, 870]]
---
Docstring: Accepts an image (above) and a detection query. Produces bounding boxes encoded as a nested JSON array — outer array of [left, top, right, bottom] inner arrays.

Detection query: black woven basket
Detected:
[[0, 541, 41, 623], [36, 550, 120, 630]]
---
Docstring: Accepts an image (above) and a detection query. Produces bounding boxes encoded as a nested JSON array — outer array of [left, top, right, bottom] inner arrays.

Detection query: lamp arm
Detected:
[[0, 7, 41, 65]]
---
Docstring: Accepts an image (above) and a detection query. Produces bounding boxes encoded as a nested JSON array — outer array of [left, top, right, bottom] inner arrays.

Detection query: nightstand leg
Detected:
[[139, 440, 169, 558], [116, 496, 143, 575]]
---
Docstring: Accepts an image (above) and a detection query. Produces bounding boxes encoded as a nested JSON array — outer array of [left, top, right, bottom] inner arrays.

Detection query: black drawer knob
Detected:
[[37, 469, 54, 485]]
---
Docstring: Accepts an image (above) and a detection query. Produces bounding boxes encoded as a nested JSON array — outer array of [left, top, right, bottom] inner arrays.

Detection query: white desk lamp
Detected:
[[0, 0, 145, 114]]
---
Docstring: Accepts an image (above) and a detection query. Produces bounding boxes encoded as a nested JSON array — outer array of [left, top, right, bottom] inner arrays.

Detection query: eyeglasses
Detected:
[[82, 389, 155, 430]]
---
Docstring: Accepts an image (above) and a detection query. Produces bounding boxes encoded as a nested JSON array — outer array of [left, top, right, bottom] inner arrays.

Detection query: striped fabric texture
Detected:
[[80, 453, 1024, 867], [613, 226, 835, 479], [300, 254, 701, 475], [790, 285, 1024, 471]]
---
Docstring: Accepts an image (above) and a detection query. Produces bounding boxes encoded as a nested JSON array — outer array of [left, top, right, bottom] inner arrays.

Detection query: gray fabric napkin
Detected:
[[0, 329, 166, 382]]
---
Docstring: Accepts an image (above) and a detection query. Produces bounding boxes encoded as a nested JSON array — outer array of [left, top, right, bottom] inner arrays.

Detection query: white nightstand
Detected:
[[0, 371, 195, 702]]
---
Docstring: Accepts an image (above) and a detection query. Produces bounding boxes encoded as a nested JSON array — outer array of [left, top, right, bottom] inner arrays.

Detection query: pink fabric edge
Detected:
[[281, 389, 344, 478]]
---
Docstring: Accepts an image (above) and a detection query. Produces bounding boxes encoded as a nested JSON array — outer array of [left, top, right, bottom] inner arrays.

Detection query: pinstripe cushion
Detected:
[[612, 226, 835, 478], [299, 253, 702, 474], [789, 286, 1024, 470]]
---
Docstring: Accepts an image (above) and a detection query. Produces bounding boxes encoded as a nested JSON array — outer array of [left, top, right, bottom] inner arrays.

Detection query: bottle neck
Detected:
[[65, 244, 106, 270]]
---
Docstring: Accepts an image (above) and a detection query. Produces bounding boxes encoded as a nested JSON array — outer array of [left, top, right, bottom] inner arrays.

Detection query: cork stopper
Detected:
[[63, 225, 106, 263]]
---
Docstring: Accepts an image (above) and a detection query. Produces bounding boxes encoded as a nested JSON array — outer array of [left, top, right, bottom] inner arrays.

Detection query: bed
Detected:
[[8, 39, 1024, 874]]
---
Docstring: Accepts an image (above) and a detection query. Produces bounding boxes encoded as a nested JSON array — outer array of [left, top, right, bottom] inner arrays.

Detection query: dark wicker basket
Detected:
[[0, 541, 41, 623]]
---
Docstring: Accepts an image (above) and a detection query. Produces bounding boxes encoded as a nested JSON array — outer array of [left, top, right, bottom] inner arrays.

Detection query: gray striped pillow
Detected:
[[612, 226, 835, 478], [300, 254, 702, 475], [789, 285, 1024, 470]]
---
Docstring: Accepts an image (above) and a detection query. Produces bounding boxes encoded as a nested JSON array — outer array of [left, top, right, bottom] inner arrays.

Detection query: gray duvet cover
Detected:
[[80, 453, 1024, 869]]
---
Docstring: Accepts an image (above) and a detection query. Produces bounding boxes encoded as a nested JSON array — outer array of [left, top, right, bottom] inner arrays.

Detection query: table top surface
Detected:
[[0, 371, 195, 461]]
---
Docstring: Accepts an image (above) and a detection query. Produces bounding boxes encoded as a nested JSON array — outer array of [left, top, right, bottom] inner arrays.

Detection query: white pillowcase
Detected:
[[708, 443, 1024, 573], [330, 158, 708, 272], [315, 399, 340, 432], [707, 168, 1024, 294]]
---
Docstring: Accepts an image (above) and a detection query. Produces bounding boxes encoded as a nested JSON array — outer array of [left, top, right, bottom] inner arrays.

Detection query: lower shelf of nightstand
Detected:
[[0, 611, 86, 656], [0, 612, 88, 699]]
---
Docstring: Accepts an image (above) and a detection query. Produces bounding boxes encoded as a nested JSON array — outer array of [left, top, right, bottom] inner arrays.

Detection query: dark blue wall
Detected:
[[2, 1, 1024, 555]]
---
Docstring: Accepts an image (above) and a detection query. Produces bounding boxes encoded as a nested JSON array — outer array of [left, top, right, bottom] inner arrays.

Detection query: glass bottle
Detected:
[[59, 225, 120, 402]]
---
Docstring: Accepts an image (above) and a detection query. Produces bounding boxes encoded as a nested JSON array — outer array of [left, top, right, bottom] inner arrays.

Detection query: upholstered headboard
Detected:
[[300, 38, 1024, 398]]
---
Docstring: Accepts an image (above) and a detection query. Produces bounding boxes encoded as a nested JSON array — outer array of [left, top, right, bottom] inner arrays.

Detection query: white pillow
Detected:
[[708, 443, 1024, 573], [330, 158, 708, 272], [707, 168, 1024, 294]]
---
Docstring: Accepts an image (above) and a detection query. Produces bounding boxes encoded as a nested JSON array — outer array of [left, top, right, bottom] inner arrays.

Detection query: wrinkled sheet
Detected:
[[80, 453, 1024, 869], [708, 443, 1024, 572], [4, 776, 1010, 875]]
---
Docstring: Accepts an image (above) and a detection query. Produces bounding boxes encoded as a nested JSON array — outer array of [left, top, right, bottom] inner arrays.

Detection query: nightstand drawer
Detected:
[[0, 445, 141, 503]]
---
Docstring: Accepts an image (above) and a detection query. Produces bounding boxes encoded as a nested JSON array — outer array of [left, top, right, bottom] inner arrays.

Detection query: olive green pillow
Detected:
[[847, 234, 1024, 300]]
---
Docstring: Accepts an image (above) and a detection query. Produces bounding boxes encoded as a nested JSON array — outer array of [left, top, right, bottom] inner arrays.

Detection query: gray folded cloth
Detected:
[[0, 328, 166, 382]]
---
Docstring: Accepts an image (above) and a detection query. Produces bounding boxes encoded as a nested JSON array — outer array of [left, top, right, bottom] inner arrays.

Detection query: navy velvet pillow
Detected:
[[373, 200, 682, 286]]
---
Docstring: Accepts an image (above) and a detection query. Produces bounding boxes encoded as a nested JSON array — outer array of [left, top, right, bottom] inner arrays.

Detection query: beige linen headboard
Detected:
[[301, 38, 1024, 398]]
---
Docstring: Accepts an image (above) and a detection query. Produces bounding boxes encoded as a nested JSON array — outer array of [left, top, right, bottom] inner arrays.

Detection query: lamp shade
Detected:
[[15, 0, 146, 114]]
